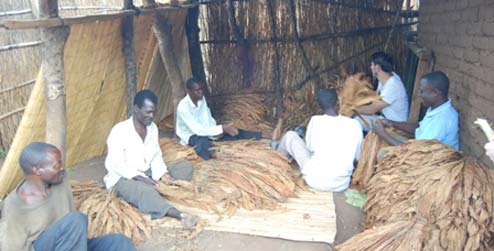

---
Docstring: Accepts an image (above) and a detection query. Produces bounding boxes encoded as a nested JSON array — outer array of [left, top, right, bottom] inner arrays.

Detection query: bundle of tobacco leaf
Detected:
[[351, 129, 410, 190], [280, 86, 319, 132], [209, 93, 273, 132], [156, 140, 298, 216], [159, 137, 201, 164], [158, 113, 174, 131], [338, 72, 381, 118], [338, 140, 494, 251], [71, 181, 152, 243]]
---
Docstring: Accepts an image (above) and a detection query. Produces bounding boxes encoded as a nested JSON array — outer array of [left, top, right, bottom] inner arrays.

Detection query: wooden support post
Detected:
[[122, 0, 137, 117], [37, 0, 69, 159], [266, 0, 283, 118], [407, 42, 433, 123], [227, 0, 252, 89], [153, 13, 186, 122], [287, 0, 321, 88], [185, 4, 208, 93]]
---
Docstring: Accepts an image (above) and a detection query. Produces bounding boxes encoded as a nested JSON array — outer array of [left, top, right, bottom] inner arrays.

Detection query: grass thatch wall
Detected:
[[199, 0, 409, 96]]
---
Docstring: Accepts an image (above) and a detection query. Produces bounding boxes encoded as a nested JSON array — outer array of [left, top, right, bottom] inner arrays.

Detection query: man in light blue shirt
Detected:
[[373, 71, 459, 150]]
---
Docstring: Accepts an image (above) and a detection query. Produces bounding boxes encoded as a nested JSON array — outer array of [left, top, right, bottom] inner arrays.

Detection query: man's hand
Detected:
[[132, 175, 157, 186], [160, 173, 173, 183], [222, 124, 239, 137], [373, 119, 387, 136]]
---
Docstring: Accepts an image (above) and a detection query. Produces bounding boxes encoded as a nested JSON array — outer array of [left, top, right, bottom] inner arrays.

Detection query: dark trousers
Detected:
[[34, 212, 135, 251], [189, 129, 262, 160]]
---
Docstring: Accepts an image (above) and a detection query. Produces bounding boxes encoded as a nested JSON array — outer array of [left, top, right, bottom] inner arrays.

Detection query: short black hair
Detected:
[[134, 89, 157, 108], [19, 142, 57, 174], [185, 77, 200, 90], [317, 88, 338, 111], [370, 51, 394, 73], [421, 71, 450, 97]]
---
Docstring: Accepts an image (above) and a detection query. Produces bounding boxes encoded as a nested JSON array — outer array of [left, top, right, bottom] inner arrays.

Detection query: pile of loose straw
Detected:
[[157, 140, 299, 216], [337, 140, 494, 251]]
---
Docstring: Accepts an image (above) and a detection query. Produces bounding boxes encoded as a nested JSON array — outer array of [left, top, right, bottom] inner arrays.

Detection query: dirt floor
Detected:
[[69, 156, 363, 251]]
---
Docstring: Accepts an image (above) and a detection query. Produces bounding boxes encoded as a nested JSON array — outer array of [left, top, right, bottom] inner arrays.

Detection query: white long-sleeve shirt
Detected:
[[103, 117, 168, 190], [176, 94, 223, 145], [302, 115, 363, 191]]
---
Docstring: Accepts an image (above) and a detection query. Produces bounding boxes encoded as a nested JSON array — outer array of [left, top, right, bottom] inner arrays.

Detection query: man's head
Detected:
[[370, 51, 394, 77], [133, 90, 158, 126], [317, 88, 339, 114], [419, 71, 449, 108], [19, 142, 65, 185], [185, 77, 204, 103]]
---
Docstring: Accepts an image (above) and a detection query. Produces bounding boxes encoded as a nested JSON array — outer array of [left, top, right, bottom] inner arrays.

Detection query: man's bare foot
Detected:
[[271, 118, 283, 140], [181, 213, 199, 229]]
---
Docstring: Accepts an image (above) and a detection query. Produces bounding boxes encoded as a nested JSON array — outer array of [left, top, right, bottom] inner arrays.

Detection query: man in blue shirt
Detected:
[[373, 71, 459, 150]]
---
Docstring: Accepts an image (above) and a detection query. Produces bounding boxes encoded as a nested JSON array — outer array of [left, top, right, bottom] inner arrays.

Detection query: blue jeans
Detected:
[[34, 212, 135, 251]]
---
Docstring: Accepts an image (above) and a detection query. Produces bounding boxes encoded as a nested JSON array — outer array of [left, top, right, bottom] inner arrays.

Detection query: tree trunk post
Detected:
[[186, 5, 208, 94], [122, 0, 137, 117], [37, 0, 69, 160], [153, 14, 186, 123]]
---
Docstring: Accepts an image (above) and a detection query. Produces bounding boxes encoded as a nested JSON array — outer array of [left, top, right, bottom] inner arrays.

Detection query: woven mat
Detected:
[[153, 189, 336, 244]]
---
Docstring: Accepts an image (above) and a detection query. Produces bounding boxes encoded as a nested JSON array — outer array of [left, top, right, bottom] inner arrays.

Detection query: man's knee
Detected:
[[108, 234, 135, 250], [59, 211, 88, 234]]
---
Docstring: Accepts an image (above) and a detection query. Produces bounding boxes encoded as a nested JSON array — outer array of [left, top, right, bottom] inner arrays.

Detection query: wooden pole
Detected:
[[36, 0, 69, 159], [153, 13, 186, 122], [227, 0, 252, 89], [266, 0, 283, 118], [185, 4, 208, 93], [122, 0, 137, 117], [287, 0, 321, 88]]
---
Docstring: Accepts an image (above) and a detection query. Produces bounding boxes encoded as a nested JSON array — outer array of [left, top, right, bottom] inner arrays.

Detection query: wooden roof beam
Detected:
[[0, 3, 198, 30]]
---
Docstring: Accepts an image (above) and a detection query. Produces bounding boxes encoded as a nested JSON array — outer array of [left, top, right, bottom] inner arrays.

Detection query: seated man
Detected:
[[355, 51, 409, 130], [0, 142, 135, 251], [176, 77, 271, 160], [104, 90, 198, 228], [277, 89, 363, 192], [373, 71, 459, 150]]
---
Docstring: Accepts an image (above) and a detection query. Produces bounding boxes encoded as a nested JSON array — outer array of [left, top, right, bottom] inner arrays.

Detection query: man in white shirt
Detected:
[[104, 90, 197, 228], [277, 89, 363, 192], [355, 51, 409, 130], [176, 78, 271, 160]]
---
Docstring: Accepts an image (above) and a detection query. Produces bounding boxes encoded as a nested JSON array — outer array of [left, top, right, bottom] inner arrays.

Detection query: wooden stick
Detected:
[[0, 41, 42, 52], [384, 0, 405, 52], [0, 107, 25, 121], [0, 9, 32, 17], [227, 0, 252, 89], [121, 0, 137, 117], [0, 79, 36, 94], [266, 0, 283, 118], [474, 118, 494, 142]]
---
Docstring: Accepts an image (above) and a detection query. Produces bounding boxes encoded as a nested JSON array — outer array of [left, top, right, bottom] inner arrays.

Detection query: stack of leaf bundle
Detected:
[[156, 140, 298, 216], [351, 128, 411, 190], [208, 92, 273, 132], [159, 137, 202, 165], [280, 85, 319, 132], [336, 140, 494, 251], [338, 72, 381, 118], [158, 114, 174, 131], [71, 180, 152, 243]]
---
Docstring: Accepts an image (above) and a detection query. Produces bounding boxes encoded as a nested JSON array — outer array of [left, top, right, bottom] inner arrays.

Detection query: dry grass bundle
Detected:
[[209, 92, 273, 132], [71, 180, 152, 243], [280, 85, 319, 132], [158, 114, 174, 131], [339, 72, 381, 117], [340, 140, 494, 251], [156, 140, 298, 216]]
